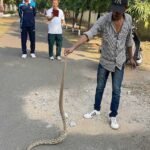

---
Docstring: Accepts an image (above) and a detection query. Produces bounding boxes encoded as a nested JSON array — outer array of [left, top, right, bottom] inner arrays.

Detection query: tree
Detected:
[[36, 0, 51, 11], [128, 0, 150, 28], [0, 0, 4, 12], [4, 0, 15, 5]]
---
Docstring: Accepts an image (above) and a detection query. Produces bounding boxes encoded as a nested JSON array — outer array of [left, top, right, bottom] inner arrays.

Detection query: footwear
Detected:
[[110, 117, 120, 130], [50, 56, 54, 60], [84, 110, 100, 119], [21, 54, 27, 59], [30, 53, 36, 58], [56, 56, 62, 60]]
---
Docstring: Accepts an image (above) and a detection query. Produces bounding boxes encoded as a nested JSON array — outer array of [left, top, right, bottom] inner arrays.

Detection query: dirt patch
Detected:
[[0, 17, 17, 37]]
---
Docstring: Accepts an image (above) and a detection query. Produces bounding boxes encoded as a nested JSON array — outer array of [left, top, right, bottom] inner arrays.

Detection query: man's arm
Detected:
[[83, 16, 104, 40], [18, 4, 23, 19], [46, 9, 54, 21], [33, 7, 36, 17], [64, 35, 88, 56], [126, 28, 136, 68], [127, 46, 136, 68], [61, 19, 65, 25], [47, 15, 54, 21], [64, 15, 106, 56], [125, 14, 136, 68], [127, 47, 133, 60], [61, 10, 65, 25]]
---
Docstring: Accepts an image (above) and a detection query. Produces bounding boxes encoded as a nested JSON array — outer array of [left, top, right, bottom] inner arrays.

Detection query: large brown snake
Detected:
[[27, 57, 68, 150]]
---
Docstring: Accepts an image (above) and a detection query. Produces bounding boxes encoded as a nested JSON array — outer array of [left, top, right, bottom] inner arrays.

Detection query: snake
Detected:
[[27, 57, 68, 150]]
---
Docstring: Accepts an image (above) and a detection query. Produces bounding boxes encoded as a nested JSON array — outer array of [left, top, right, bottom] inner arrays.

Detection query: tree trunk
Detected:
[[75, 10, 79, 23], [78, 9, 84, 36], [97, 10, 101, 20], [79, 9, 84, 30], [88, 9, 92, 29], [0, 0, 4, 13], [72, 11, 75, 31]]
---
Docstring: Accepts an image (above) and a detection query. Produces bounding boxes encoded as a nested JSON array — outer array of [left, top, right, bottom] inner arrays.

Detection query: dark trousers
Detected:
[[94, 64, 124, 117], [48, 34, 63, 57], [21, 26, 35, 54]]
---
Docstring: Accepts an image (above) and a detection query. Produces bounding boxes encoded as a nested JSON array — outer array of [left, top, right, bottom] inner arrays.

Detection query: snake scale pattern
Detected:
[[27, 58, 68, 150]]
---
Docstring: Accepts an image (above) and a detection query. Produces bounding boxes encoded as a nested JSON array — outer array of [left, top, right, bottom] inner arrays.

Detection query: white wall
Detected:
[[4, 4, 17, 12]]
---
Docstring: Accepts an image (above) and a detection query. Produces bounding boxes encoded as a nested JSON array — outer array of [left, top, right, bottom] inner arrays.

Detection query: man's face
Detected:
[[52, 0, 59, 8], [25, 0, 29, 3], [112, 11, 124, 21]]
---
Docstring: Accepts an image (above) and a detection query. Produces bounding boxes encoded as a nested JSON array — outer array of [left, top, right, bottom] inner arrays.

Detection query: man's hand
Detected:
[[130, 58, 137, 69], [64, 47, 74, 56], [47, 15, 54, 21], [64, 35, 88, 56]]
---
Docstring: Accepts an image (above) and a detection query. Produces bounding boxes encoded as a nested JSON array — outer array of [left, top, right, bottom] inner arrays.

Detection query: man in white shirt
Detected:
[[46, 0, 65, 60]]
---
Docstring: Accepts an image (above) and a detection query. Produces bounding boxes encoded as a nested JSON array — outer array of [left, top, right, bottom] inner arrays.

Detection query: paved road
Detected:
[[0, 16, 150, 150]]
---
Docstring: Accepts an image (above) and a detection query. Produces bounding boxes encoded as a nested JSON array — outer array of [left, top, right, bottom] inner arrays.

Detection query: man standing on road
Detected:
[[65, 0, 136, 129], [19, 0, 36, 59], [46, 0, 65, 61]]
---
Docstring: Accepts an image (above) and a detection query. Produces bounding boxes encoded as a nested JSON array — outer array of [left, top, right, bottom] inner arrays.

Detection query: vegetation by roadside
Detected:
[[0, 17, 16, 37]]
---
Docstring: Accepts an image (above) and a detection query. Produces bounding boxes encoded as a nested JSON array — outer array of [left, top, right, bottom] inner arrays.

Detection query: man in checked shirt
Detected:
[[64, 0, 136, 130]]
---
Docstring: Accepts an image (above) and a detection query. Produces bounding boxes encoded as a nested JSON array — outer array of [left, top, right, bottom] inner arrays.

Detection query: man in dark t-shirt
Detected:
[[19, 0, 36, 58]]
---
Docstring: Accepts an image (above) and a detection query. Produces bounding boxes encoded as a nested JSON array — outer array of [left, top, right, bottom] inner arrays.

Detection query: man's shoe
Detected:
[[22, 54, 27, 59], [50, 56, 54, 60], [30, 53, 36, 58], [56, 56, 62, 60], [84, 110, 100, 119], [110, 117, 120, 130]]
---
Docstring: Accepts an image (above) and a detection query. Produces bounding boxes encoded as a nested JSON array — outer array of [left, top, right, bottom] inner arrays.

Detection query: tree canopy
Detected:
[[3, 0, 150, 28]]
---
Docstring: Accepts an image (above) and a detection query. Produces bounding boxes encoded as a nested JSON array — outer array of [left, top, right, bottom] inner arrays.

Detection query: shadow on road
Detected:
[[0, 16, 150, 150]]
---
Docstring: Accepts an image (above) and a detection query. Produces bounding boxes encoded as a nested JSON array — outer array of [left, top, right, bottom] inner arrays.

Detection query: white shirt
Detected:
[[46, 8, 65, 34]]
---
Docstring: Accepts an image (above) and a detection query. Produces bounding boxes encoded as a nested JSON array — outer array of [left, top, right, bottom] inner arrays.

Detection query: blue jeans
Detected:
[[94, 64, 124, 117]]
